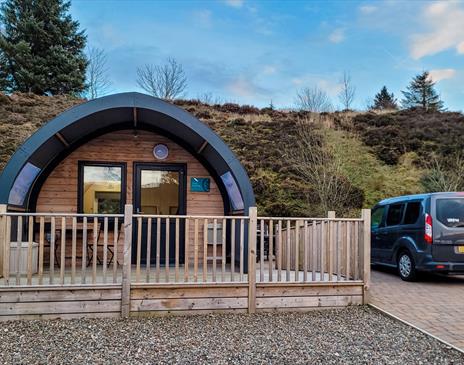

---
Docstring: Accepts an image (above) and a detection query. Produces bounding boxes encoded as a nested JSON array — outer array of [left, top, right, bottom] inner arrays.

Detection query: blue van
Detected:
[[371, 192, 464, 281]]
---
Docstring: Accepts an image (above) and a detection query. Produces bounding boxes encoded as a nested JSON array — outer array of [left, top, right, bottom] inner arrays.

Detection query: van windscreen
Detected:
[[436, 198, 464, 228]]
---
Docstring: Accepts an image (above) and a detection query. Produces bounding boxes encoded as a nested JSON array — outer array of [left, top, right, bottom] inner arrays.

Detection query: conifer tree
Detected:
[[401, 71, 444, 111], [0, 0, 87, 95], [372, 86, 398, 110]]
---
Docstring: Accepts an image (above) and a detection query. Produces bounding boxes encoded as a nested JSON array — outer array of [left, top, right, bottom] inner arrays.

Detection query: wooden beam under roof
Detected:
[[54, 132, 69, 147], [197, 140, 208, 154]]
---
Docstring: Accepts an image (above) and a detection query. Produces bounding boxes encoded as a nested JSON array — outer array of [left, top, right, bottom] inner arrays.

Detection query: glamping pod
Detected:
[[0, 92, 255, 267]]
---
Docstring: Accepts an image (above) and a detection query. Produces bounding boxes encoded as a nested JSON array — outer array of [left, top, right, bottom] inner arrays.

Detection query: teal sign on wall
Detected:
[[190, 177, 210, 192]]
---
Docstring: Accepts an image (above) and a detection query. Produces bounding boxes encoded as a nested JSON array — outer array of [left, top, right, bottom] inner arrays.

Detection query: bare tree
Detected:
[[196, 91, 214, 105], [86, 47, 111, 99], [289, 116, 355, 214], [136, 58, 187, 100], [338, 71, 356, 111], [295, 86, 333, 112]]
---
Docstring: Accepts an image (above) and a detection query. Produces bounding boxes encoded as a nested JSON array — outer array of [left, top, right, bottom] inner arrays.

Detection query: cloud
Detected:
[[458, 41, 464, 54], [359, 5, 377, 14], [428, 68, 456, 82], [317, 79, 343, 97], [328, 28, 345, 43], [192, 10, 212, 28], [262, 65, 277, 75], [410, 2, 464, 59], [291, 74, 342, 97], [224, 0, 244, 8], [226, 77, 267, 98]]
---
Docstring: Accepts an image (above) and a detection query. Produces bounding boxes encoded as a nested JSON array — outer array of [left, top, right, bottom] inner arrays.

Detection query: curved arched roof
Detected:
[[0, 92, 255, 212]]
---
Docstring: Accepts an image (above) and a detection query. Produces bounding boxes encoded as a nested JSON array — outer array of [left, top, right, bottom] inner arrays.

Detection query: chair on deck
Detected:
[[36, 219, 123, 268]]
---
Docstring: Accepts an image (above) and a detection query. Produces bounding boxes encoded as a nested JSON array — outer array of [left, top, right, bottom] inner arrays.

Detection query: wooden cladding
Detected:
[[36, 130, 225, 216]]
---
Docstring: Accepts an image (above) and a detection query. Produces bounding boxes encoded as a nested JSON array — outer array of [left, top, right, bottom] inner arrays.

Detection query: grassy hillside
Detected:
[[337, 110, 464, 166], [0, 93, 82, 172], [1, 93, 457, 217]]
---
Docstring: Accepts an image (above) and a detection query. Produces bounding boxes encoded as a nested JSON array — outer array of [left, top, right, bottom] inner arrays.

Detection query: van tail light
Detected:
[[425, 213, 433, 244]]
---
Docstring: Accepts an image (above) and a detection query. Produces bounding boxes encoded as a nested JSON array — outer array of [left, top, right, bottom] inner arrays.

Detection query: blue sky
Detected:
[[71, 0, 464, 111]]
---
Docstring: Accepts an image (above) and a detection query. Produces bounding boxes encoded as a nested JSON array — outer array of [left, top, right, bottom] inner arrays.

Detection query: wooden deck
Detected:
[[0, 207, 370, 320]]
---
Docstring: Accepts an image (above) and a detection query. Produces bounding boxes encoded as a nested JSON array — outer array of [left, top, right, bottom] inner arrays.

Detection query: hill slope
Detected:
[[1, 93, 460, 216]]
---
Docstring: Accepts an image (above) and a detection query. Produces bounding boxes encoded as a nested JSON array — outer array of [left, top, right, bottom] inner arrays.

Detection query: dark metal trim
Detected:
[[77, 161, 127, 215], [132, 162, 187, 215]]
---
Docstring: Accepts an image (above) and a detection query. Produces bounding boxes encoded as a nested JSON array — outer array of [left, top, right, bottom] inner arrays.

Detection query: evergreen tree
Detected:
[[0, 0, 87, 95], [372, 86, 398, 110], [401, 71, 444, 111]]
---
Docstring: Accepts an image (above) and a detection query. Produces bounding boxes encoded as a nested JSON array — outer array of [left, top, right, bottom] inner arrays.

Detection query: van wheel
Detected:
[[397, 251, 417, 281]]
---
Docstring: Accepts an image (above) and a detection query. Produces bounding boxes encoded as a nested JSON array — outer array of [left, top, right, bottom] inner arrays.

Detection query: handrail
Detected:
[[0, 212, 124, 217], [0, 212, 363, 221], [257, 217, 364, 221], [133, 214, 249, 219]]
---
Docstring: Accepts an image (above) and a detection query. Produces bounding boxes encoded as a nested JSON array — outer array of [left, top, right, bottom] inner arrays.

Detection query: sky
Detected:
[[71, 0, 464, 111]]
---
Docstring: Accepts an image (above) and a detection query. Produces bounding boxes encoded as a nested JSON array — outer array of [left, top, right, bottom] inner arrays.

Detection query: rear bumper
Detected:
[[418, 244, 464, 272], [416, 260, 464, 273]]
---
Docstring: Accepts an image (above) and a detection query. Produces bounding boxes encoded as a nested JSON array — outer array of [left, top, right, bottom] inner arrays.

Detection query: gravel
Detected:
[[0, 306, 462, 364]]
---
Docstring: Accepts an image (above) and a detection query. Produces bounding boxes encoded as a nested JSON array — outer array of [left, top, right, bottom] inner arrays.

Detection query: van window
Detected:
[[403, 202, 421, 225], [436, 199, 464, 228], [386, 203, 404, 226], [371, 206, 385, 229]]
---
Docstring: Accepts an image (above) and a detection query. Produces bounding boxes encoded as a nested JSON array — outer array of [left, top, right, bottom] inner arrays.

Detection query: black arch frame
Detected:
[[0, 92, 256, 215]]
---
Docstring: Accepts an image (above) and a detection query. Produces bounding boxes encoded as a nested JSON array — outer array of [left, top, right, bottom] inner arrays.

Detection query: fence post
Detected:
[[121, 204, 133, 318], [248, 207, 257, 314], [327, 211, 335, 281], [0, 204, 6, 278], [361, 209, 371, 304]]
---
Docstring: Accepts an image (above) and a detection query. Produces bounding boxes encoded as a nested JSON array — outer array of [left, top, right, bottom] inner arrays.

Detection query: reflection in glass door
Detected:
[[140, 170, 180, 215], [133, 163, 186, 265]]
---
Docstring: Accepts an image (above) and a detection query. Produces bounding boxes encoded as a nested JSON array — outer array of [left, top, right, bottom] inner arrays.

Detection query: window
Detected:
[[403, 202, 421, 225], [8, 162, 41, 206], [386, 203, 404, 226], [436, 198, 464, 228], [220, 171, 244, 211], [79, 162, 125, 214], [371, 206, 385, 229]]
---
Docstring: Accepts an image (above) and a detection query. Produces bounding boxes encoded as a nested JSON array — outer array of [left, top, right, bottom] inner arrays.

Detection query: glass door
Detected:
[[133, 163, 186, 265]]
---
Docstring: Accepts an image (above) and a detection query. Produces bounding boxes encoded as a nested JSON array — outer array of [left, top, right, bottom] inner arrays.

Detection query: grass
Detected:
[[326, 128, 425, 209]]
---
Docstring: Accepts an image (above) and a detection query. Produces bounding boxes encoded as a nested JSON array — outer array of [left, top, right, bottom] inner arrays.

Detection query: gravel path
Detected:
[[0, 307, 462, 364]]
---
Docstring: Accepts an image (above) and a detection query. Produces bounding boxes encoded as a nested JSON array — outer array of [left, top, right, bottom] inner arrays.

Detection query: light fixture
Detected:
[[153, 144, 169, 160]]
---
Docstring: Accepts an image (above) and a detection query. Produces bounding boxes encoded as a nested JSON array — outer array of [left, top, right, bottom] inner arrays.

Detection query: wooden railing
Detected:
[[131, 214, 249, 284], [0, 207, 371, 301], [0, 212, 124, 286], [256, 216, 364, 283]]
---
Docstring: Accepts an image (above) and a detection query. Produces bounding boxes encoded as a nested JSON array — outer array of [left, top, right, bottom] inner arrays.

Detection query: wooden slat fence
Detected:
[[0, 213, 124, 286], [256, 215, 363, 283], [0, 205, 371, 320]]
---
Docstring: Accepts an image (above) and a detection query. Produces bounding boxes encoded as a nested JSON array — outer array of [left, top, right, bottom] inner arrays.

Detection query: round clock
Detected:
[[153, 144, 169, 160]]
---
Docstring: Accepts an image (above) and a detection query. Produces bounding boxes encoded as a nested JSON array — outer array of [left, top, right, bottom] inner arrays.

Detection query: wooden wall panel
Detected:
[[36, 130, 225, 261], [130, 284, 248, 314], [36, 130, 224, 215], [0, 286, 121, 321], [255, 283, 363, 311]]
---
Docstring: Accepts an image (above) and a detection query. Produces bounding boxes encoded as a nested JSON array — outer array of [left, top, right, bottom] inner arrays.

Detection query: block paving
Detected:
[[370, 268, 464, 350]]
